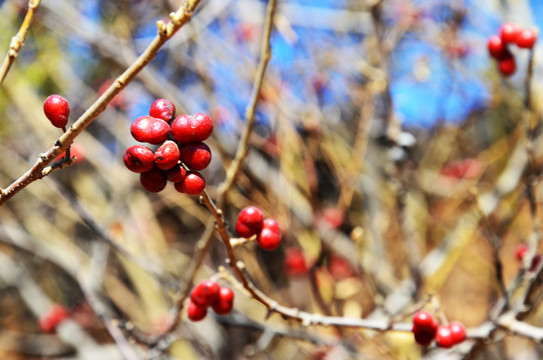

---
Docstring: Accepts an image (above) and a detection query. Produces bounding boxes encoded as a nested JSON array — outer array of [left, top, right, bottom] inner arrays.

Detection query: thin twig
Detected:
[[0, 0, 41, 86], [0, 0, 203, 206]]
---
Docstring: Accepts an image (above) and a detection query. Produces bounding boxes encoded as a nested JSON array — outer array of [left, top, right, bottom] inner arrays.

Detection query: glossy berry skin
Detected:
[[500, 23, 520, 44], [179, 142, 212, 170], [487, 35, 506, 59], [191, 280, 220, 308], [516, 29, 537, 49], [165, 164, 186, 183], [154, 140, 180, 170], [236, 206, 264, 238], [187, 300, 207, 321], [140, 167, 167, 193], [498, 53, 516, 77], [449, 321, 466, 344], [43, 95, 70, 128], [123, 145, 155, 173], [174, 171, 206, 195], [149, 99, 176, 122], [257, 218, 281, 251], [38, 304, 69, 333], [130, 116, 170, 145], [435, 326, 455, 348], [171, 113, 213, 143], [412, 310, 438, 347], [211, 287, 234, 315]]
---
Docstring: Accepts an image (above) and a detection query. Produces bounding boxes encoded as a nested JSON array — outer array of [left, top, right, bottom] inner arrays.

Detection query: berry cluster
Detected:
[[43, 94, 70, 129], [187, 280, 234, 321], [123, 99, 213, 195], [38, 304, 70, 333], [412, 310, 466, 348], [487, 23, 537, 77], [235, 206, 281, 251]]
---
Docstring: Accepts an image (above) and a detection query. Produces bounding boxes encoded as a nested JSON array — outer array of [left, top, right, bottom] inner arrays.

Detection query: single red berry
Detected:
[[435, 325, 455, 348], [530, 255, 542, 271], [284, 248, 308, 276], [179, 142, 212, 170], [174, 171, 206, 195], [498, 53, 516, 77], [328, 255, 354, 280], [165, 164, 187, 183], [211, 287, 235, 315], [140, 167, 167, 193], [413, 310, 439, 331], [257, 218, 281, 251], [130, 116, 170, 144], [149, 99, 176, 122], [487, 35, 506, 58], [38, 304, 69, 333], [187, 300, 207, 321], [43, 95, 70, 128], [516, 29, 537, 49], [191, 280, 221, 308], [171, 113, 213, 143], [154, 140, 180, 170], [123, 145, 155, 173], [413, 329, 436, 347], [516, 244, 529, 261], [500, 23, 521, 44], [235, 206, 264, 238], [449, 321, 466, 344]]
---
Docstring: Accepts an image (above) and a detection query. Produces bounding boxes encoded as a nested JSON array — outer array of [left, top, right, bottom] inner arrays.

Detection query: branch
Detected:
[[0, 0, 41, 86], [0, 0, 203, 206]]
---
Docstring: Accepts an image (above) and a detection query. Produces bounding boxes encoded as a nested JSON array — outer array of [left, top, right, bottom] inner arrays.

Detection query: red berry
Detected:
[[449, 321, 466, 344], [179, 142, 212, 170], [435, 326, 455, 348], [43, 95, 70, 128], [284, 248, 308, 276], [165, 164, 187, 183], [171, 113, 213, 143], [413, 330, 436, 347], [328, 255, 354, 280], [190, 280, 220, 307], [487, 35, 506, 58], [140, 167, 167, 193], [187, 300, 207, 321], [413, 310, 438, 331], [154, 140, 180, 170], [211, 287, 234, 315], [149, 99, 176, 122], [516, 29, 537, 49], [235, 206, 264, 238], [257, 218, 281, 251], [516, 244, 528, 261], [38, 304, 69, 333], [174, 171, 206, 195], [500, 23, 521, 44], [123, 145, 155, 173], [498, 53, 516, 77], [130, 116, 170, 144]]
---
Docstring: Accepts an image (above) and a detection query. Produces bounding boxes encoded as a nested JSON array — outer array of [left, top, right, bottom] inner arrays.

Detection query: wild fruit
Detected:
[[257, 218, 281, 251], [235, 206, 264, 238], [174, 171, 206, 195], [449, 321, 467, 344], [435, 325, 454, 348], [211, 287, 234, 315], [154, 140, 180, 170], [149, 98, 176, 122], [500, 23, 521, 44], [498, 52, 516, 77], [140, 167, 167, 193], [191, 280, 220, 307], [487, 35, 506, 58], [187, 301, 207, 321], [412, 310, 438, 347], [516, 29, 537, 49], [123, 145, 155, 173], [38, 304, 69, 333], [165, 164, 187, 183], [130, 116, 170, 144], [171, 113, 213, 143], [43, 95, 70, 128], [179, 142, 212, 170]]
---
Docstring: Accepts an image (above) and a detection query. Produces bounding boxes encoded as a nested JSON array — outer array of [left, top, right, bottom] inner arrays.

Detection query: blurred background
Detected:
[[1, 0, 543, 359]]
